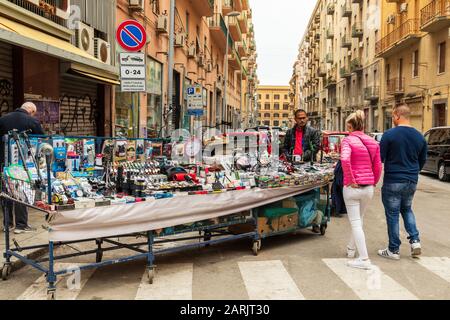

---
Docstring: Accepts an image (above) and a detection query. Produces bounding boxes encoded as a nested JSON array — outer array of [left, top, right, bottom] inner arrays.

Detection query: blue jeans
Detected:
[[381, 182, 420, 253]]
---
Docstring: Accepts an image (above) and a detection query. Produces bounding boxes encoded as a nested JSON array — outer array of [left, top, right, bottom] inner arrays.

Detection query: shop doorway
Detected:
[[172, 71, 181, 130], [433, 103, 447, 127]]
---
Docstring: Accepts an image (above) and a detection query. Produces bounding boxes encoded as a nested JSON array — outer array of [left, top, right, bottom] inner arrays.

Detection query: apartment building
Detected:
[[257, 86, 294, 128], [377, 0, 450, 132], [115, 0, 258, 138], [292, 0, 383, 132], [0, 0, 118, 136]]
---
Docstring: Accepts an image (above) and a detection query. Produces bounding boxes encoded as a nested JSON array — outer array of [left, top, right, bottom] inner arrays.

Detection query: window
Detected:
[[274, 103, 280, 110], [266, 94, 270, 99], [186, 12, 190, 36], [284, 95, 288, 99], [274, 95, 280, 100], [257, 103, 261, 110], [258, 94, 262, 99], [151, 0, 160, 14], [264, 103, 270, 110], [273, 120, 280, 126], [438, 42, 446, 74], [283, 113, 289, 118], [274, 113, 280, 118], [412, 50, 419, 77], [264, 120, 270, 126], [264, 113, 270, 117], [283, 103, 289, 110], [258, 113, 261, 118]]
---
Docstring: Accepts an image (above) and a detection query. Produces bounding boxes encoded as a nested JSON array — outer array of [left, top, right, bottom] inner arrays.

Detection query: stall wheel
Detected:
[[47, 289, 56, 300], [320, 224, 327, 236], [252, 240, 261, 256], [147, 268, 155, 284], [1, 264, 12, 281], [96, 251, 103, 263]]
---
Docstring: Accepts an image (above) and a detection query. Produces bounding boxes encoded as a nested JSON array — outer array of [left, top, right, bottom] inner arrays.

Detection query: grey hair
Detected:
[[21, 102, 37, 114]]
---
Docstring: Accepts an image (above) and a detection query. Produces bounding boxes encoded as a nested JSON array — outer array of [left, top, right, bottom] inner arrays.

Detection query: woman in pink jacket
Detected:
[[340, 110, 382, 270]]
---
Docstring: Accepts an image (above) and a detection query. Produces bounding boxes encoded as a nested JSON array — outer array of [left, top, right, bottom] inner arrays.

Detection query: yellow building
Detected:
[[377, 0, 450, 132], [257, 86, 293, 128]]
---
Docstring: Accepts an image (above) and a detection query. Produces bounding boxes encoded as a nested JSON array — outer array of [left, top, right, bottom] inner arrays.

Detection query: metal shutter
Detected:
[[0, 42, 13, 117]]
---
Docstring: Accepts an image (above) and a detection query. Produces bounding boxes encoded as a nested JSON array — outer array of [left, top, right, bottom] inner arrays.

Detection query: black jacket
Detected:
[[0, 108, 45, 166], [283, 125, 321, 162]]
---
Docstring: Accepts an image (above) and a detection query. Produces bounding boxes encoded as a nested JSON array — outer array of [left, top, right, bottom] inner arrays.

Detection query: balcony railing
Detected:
[[350, 58, 363, 73], [326, 53, 334, 63], [420, 0, 450, 31], [376, 19, 420, 56], [341, 1, 352, 17], [327, 98, 337, 108], [340, 65, 352, 78], [364, 86, 380, 101], [7, 0, 68, 27], [352, 23, 364, 38], [341, 35, 352, 48], [386, 78, 405, 95], [327, 28, 334, 39], [327, 3, 335, 15]]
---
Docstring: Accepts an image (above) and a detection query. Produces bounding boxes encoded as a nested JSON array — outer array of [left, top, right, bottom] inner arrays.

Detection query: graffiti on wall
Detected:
[[60, 94, 97, 134], [0, 79, 12, 117]]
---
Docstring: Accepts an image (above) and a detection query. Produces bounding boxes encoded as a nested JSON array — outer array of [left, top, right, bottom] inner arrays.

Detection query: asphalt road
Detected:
[[1, 173, 449, 300]]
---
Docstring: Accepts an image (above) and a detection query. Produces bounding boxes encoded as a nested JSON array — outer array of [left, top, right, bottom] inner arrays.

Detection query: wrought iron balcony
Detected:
[[386, 78, 405, 95], [420, 0, 450, 32], [364, 86, 380, 101], [375, 19, 420, 57]]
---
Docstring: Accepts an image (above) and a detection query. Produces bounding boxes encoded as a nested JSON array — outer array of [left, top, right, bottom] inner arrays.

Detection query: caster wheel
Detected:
[[320, 224, 327, 236], [204, 233, 212, 247], [147, 268, 155, 284], [252, 241, 260, 256], [47, 290, 56, 300], [96, 251, 103, 263], [2, 264, 11, 281]]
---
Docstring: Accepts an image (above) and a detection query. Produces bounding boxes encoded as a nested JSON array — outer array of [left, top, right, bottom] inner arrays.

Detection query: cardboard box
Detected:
[[278, 213, 299, 232], [257, 217, 278, 235], [74, 198, 96, 209]]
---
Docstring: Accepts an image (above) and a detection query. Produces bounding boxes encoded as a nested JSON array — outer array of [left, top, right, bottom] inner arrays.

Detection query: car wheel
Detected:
[[438, 163, 450, 182]]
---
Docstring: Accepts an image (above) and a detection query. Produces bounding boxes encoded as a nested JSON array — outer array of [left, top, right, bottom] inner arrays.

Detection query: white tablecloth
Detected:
[[48, 183, 328, 242]]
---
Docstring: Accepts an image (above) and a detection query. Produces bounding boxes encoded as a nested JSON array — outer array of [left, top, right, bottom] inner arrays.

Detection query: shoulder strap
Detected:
[[354, 135, 373, 166]]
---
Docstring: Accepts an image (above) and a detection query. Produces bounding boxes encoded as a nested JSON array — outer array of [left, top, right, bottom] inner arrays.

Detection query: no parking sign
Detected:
[[116, 20, 147, 52]]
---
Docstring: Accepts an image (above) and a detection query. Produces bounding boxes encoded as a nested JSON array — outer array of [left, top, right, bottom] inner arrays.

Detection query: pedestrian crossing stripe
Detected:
[[322, 258, 418, 300], [135, 263, 193, 300], [17, 263, 95, 300], [238, 260, 305, 300], [415, 257, 450, 283]]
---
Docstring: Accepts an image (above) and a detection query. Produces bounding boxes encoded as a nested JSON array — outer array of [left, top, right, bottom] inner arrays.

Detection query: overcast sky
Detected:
[[249, 0, 317, 86]]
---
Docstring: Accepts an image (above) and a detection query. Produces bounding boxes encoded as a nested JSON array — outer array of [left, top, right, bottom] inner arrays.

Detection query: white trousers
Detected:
[[343, 186, 374, 260]]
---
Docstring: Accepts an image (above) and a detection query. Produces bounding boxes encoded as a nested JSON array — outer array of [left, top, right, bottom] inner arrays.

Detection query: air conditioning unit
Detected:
[[359, 41, 364, 48], [198, 54, 205, 67], [94, 38, 111, 65], [347, 51, 352, 56], [157, 15, 168, 33], [75, 22, 95, 56], [400, 3, 408, 13], [188, 44, 197, 58], [175, 33, 186, 47], [387, 15, 396, 24], [129, 0, 144, 11]]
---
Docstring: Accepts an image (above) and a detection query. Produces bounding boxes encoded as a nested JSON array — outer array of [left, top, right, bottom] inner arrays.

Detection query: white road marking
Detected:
[[323, 259, 418, 300], [17, 263, 95, 300], [238, 260, 305, 300], [416, 257, 450, 283], [135, 263, 193, 300]]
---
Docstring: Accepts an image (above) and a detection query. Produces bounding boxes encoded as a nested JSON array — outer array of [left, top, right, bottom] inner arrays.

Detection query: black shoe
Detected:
[[312, 225, 320, 234]]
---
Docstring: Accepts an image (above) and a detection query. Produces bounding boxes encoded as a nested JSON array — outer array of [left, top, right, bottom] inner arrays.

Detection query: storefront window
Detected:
[[115, 90, 137, 138], [146, 58, 163, 138]]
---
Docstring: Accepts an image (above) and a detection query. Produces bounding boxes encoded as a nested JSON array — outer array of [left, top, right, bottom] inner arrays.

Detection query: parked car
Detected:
[[368, 132, 383, 143], [423, 127, 450, 182]]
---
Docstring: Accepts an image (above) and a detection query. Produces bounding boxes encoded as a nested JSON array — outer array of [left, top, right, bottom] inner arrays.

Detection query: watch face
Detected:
[[76, 190, 84, 197]]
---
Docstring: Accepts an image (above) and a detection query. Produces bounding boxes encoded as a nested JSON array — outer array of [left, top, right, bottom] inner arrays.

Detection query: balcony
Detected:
[[234, 0, 243, 11], [364, 86, 380, 101], [341, 35, 352, 48], [314, 13, 321, 24], [208, 13, 231, 52], [5, 0, 69, 28], [340, 65, 352, 78], [327, 98, 337, 109], [327, 3, 335, 15], [341, 1, 352, 18], [324, 73, 337, 88], [326, 28, 334, 39], [228, 50, 242, 70], [195, 0, 214, 17], [420, 0, 450, 32], [376, 19, 420, 58], [352, 23, 364, 38], [349, 95, 364, 108], [352, 0, 363, 3], [326, 53, 334, 63], [386, 78, 405, 95], [236, 40, 248, 57], [222, 0, 234, 15], [228, 16, 242, 41], [315, 33, 321, 42], [318, 64, 327, 77], [242, 0, 249, 10], [350, 58, 363, 73], [238, 11, 248, 33]]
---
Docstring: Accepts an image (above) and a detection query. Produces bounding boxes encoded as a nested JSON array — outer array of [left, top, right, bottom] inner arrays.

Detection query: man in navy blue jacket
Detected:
[[0, 102, 44, 234], [378, 104, 427, 260]]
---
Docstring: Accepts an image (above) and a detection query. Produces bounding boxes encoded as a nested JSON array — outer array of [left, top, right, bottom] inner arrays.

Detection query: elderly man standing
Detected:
[[0, 102, 45, 234]]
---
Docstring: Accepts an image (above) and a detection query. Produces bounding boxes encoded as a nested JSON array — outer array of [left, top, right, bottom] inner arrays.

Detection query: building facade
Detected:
[[377, 0, 450, 132], [257, 85, 294, 129], [115, 0, 258, 138], [0, 0, 119, 137]]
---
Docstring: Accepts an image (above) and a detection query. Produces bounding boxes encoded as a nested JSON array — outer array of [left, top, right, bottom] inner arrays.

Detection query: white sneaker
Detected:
[[411, 242, 421, 257], [378, 248, 400, 260], [346, 247, 356, 258], [347, 258, 373, 270]]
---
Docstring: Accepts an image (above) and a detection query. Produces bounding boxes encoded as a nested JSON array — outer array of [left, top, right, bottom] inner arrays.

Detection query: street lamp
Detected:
[[223, 11, 240, 132]]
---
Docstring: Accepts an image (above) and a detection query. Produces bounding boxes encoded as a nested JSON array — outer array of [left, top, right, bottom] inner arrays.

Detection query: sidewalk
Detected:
[[0, 210, 48, 271]]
